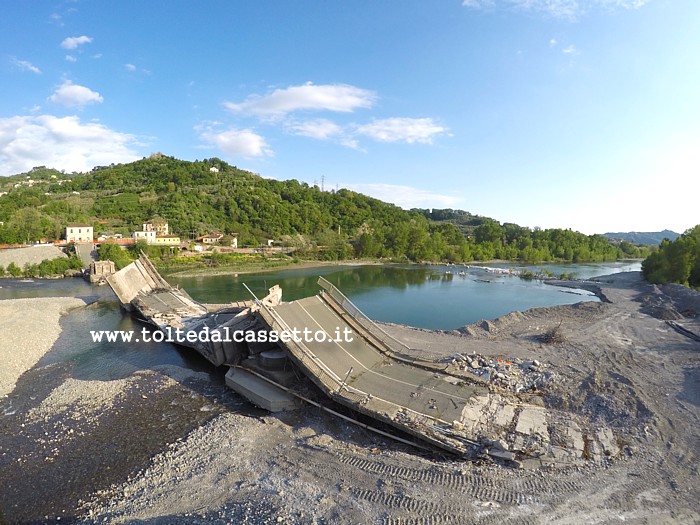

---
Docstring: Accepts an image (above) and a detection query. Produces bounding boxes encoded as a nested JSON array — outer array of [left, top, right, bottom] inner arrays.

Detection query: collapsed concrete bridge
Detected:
[[256, 277, 489, 455]]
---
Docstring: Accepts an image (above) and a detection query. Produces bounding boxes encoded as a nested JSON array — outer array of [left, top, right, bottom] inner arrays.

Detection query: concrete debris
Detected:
[[449, 353, 555, 393], [457, 389, 620, 464]]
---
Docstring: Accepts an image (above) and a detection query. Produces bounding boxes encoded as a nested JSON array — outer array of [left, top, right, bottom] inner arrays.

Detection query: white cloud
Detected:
[[344, 183, 462, 210], [199, 127, 272, 158], [462, 0, 496, 7], [339, 137, 360, 149], [513, 0, 580, 17], [60, 35, 93, 49], [598, 0, 651, 8], [124, 63, 151, 75], [285, 117, 448, 148], [65, 55, 77, 62], [11, 58, 41, 74], [287, 119, 343, 140], [549, 38, 558, 47], [48, 81, 103, 108], [354, 118, 449, 144], [224, 82, 377, 118], [221, 83, 446, 150], [0, 115, 140, 176], [562, 44, 579, 54], [50, 13, 64, 26], [463, 0, 651, 18]]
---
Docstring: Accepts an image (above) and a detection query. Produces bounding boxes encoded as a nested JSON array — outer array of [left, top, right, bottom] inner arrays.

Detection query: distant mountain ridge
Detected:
[[602, 230, 680, 245]]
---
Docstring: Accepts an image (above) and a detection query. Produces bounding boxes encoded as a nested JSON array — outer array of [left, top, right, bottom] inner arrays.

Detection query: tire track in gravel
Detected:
[[293, 432, 677, 524], [383, 513, 540, 525], [334, 451, 590, 505]]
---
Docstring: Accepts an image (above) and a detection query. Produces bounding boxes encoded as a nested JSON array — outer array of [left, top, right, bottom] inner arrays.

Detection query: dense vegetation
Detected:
[[642, 225, 700, 289], [0, 154, 650, 265]]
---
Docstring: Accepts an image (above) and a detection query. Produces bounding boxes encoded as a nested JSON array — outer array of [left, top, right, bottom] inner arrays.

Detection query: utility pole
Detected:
[[321, 174, 325, 192]]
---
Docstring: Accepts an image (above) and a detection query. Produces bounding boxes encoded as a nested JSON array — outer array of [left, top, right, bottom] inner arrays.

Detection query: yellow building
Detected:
[[154, 235, 181, 246]]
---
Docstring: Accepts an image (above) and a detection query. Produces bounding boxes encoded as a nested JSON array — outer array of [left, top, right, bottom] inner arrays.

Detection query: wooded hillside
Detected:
[[0, 154, 650, 263]]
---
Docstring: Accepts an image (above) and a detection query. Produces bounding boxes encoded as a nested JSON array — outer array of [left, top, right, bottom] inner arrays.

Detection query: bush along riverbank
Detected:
[[0, 256, 84, 279]]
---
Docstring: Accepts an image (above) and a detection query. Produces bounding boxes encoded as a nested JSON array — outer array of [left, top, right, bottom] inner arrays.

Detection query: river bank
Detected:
[[1, 272, 698, 524], [159, 257, 386, 278], [0, 296, 86, 398]]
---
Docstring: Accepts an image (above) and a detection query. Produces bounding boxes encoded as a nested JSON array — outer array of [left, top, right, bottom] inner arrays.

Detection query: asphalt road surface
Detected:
[[274, 295, 486, 425]]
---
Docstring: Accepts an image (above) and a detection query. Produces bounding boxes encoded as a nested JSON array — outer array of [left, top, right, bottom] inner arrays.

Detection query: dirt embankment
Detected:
[[1, 271, 699, 524], [0, 245, 67, 269]]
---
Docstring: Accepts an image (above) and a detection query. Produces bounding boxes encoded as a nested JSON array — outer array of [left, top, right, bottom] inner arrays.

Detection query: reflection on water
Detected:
[[169, 262, 638, 330]]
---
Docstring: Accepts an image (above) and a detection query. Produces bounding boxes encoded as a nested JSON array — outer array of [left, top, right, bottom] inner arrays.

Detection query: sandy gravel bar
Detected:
[[0, 296, 85, 397]]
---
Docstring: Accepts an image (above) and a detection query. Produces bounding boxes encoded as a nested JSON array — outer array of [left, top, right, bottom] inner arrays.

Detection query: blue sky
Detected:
[[1, 0, 698, 234]]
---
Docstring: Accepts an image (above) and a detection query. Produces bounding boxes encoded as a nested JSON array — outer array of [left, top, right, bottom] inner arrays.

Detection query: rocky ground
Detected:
[[1, 272, 699, 524]]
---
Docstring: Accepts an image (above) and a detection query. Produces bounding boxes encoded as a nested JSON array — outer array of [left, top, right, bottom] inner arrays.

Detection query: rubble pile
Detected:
[[448, 353, 555, 393]]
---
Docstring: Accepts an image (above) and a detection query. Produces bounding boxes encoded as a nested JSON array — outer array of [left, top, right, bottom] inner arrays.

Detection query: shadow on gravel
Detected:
[[0, 300, 268, 525], [679, 366, 700, 408]]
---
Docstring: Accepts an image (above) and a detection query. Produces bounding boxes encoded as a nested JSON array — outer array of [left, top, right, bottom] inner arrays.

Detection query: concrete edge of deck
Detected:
[[225, 368, 298, 412]]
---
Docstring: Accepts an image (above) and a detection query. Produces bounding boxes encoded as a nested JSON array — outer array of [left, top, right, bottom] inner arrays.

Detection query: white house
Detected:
[[133, 230, 156, 243], [97, 232, 123, 241], [199, 232, 224, 245], [65, 223, 94, 243]]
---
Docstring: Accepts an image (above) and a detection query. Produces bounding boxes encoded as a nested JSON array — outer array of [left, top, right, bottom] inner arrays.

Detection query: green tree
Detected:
[[7, 262, 22, 277], [643, 225, 700, 288], [355, 232, 381, 258], [98, 242, 133, 269], [475, 219, 504, 244], [23, 262, 40, 278]]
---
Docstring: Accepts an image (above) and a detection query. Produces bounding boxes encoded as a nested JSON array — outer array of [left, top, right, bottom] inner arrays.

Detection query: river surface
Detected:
[[169, 261, 641, 330], [0, 261, 642, 332]]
